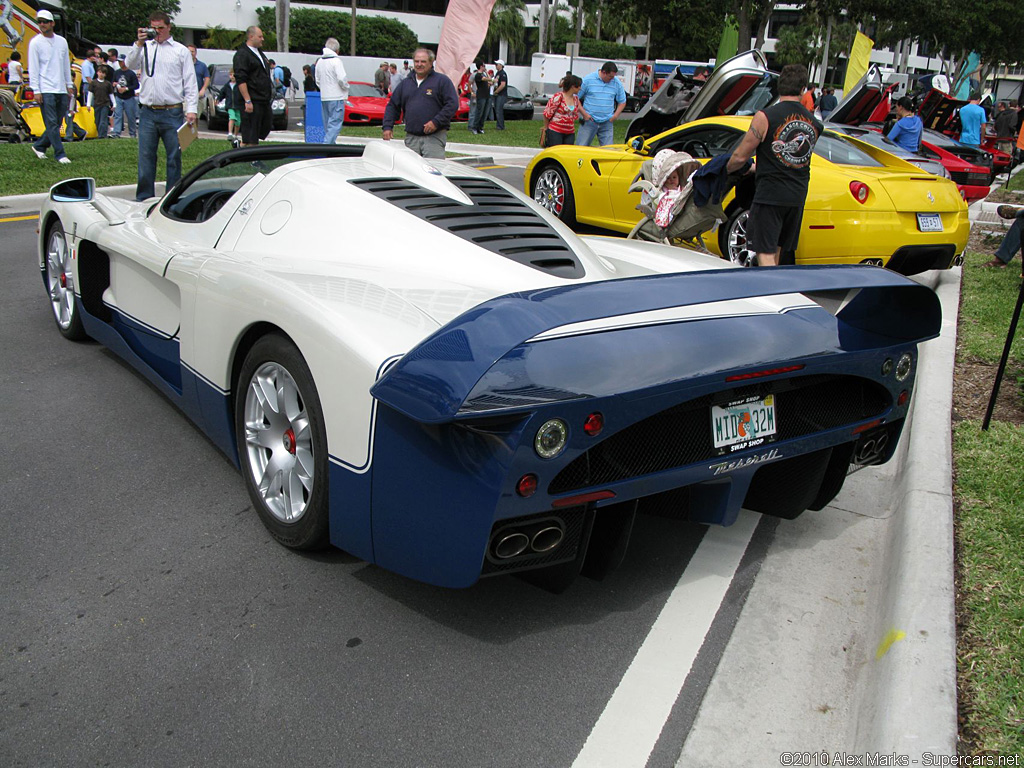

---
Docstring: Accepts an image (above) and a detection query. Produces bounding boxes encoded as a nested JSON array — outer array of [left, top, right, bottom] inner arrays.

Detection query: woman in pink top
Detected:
[[543, 75, 584, 146]]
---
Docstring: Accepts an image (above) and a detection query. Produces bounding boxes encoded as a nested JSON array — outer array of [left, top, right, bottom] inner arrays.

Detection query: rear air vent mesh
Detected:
[[349, 176, 585, 278]]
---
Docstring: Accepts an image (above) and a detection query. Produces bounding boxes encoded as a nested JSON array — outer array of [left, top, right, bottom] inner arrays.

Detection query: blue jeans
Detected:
[[94, 104, 110, 138], [137, 105, 183, 201], [995, 210, 1024, 264], [113, 97, 138, 137], [467, 98, 478, 130], [576, 118, 614, 146], [493, 91, 507, 129], [32, 92, 69, 160], [321, 99, 345, 144], [471, 95, 489, 132]]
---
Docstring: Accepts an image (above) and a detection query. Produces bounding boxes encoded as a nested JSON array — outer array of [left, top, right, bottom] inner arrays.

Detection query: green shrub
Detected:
[[255, 7, 417, 56]]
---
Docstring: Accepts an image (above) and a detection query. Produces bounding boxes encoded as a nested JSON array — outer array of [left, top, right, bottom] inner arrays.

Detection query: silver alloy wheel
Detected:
[[46, 226, 75, 329], [243, 361, 315, 524], [726, 209, 759, 268], [534, 167, 566, 217]]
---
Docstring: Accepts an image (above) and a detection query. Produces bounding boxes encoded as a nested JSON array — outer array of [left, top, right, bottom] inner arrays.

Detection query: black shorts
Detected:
[[240, 100, 272, 144], [746, 202, 804, 254]]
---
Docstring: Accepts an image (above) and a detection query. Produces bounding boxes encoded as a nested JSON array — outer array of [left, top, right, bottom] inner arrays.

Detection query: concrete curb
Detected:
[[852, 266, 960, 755]]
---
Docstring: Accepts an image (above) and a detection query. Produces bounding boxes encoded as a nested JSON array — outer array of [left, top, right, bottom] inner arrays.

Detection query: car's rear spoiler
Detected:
[[370, 266, 941, 424]]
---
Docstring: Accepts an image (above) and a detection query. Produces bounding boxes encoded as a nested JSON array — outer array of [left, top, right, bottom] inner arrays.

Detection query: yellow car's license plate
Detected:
[[711, 394, 777, 454], [917, 212, 943, 232]]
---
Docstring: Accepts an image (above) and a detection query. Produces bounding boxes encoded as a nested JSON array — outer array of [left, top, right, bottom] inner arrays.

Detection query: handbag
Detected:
[[540, 123, 548, 148]]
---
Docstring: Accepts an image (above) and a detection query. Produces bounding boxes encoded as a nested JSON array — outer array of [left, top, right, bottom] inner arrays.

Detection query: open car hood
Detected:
[[627, 50, 775, 140], [827, 66, 899, 126], [917, 89, 962, 133]]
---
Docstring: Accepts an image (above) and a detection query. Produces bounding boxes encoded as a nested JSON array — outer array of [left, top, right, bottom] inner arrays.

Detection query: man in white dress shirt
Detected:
[[28, 9, 75, 164], [124, 10, 197, 201]]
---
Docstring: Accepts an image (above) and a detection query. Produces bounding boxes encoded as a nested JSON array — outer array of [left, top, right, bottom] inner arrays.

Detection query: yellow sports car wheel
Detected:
[[531, 164, 576, 224]]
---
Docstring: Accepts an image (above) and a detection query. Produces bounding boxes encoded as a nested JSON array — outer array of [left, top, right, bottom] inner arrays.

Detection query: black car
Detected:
[[203, 65, 288, 131], [501, 85, 534, 120]]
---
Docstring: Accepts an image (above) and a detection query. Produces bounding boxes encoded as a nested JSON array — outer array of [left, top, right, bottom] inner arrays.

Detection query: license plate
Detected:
[[711, 394, 777, 454], [917, 212, 943, 232]]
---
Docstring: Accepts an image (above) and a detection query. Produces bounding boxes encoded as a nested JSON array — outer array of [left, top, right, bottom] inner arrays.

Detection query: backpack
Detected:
[[281, 66, 291, 87]]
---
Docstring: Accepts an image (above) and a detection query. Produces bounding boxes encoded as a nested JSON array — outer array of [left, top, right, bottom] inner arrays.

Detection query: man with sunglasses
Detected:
[[28, 9, 76, 164]]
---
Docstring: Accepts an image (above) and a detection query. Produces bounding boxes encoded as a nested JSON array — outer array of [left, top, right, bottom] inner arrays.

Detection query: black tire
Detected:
[[235, 335, 329, 550], [43, 220, 86, 340], [719, 206, 758, 267], [531, 162, 576, 224]]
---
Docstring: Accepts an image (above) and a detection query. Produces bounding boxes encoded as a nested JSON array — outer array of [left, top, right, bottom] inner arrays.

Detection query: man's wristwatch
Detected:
[[245, 100, 252, 104]]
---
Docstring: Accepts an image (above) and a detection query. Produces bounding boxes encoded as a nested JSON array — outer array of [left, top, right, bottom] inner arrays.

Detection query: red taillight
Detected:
[[897, 390, 909, 406], [583, 412, 604, 437], [853, 418, 883, 435], [552, 490, 616, 508], [725, 364, 804, 382], [849, 181, 870, 204], [516, 474, 538, 497]]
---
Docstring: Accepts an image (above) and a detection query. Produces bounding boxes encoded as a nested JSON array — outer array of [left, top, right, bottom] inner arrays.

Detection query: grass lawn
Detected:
[[0, 138, 230, 198], [0, 118, 633, 198], [954, 251, 1024, 755]]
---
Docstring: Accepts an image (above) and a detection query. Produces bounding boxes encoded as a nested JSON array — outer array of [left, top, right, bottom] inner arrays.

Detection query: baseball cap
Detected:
[[36, 9, 55, 21], [495, 59, 505, 66], [118, 54, 126, 61]]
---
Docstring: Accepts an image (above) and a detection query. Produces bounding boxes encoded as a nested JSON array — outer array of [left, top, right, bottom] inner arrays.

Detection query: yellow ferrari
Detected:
[[525, 52, 969, 274]]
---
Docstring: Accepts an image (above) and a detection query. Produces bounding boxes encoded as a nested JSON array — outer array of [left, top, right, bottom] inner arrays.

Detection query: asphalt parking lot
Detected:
[[0, 148, 963, 766]]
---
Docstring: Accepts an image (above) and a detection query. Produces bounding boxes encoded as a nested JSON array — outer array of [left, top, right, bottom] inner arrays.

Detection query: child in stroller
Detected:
[[627, 148, 749, 254]]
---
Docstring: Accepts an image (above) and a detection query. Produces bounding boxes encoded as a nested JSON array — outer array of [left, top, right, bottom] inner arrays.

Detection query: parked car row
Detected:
[[526, 52, 971, 275]]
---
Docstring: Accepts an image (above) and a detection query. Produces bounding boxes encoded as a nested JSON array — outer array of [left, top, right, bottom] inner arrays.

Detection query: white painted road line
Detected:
[[572, 509, 761, 768]]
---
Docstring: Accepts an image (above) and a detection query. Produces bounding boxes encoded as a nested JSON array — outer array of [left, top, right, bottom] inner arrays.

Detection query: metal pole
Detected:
[[982, 277, 1024, 430], [351, 0, 357, 56], [818, 16, 832, 91]]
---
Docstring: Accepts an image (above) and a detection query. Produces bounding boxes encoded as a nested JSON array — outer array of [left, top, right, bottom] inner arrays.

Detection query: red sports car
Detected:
[[344, 82, 389, 125], [917, 89, 1012, 179]]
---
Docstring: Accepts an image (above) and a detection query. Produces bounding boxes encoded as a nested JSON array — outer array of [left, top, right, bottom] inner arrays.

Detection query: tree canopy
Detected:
[[62, 0, 181, 46]]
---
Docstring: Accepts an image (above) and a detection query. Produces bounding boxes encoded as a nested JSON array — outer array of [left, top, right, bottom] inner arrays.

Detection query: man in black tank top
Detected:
[[727, 64, 822, 266]]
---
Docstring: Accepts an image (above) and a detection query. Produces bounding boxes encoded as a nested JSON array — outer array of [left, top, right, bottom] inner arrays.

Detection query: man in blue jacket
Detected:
[[382, 48, 458, 158]]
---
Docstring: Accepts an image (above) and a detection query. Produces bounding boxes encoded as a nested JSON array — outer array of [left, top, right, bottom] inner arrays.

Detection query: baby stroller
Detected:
[[0, 87, 32, 143], [626, 149, 746, 254]]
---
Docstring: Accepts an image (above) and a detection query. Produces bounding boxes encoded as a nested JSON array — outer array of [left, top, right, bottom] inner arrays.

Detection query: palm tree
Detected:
[[202, 25, 247, 50], [486, 0, 527, 60]]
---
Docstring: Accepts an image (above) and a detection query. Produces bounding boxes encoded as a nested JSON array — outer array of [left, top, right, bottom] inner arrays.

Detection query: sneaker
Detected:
[[997, 204, 1022, 220], [58, 156, 71, 164], [32, 147, 46, 159]]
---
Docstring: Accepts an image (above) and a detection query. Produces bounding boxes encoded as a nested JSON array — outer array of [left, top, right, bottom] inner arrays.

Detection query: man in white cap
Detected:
[[28, 9, 76, 163], [492, 59, 508, 130]]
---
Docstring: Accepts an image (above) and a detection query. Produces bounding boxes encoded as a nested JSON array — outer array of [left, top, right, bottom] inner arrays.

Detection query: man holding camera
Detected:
[[124, 11, 197, 201]]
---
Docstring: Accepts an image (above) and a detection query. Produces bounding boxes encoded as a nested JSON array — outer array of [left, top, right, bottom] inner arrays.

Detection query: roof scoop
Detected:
[[360, 141, 473, 204]]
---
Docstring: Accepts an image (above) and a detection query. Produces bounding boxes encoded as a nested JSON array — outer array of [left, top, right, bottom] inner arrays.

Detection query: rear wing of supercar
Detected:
[[371, 266, 941, 424]]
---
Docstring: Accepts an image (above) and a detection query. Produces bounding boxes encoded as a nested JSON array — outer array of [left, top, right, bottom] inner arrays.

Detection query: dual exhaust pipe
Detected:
[[492, 519, 565, 560], [854, 430, 889, 466]]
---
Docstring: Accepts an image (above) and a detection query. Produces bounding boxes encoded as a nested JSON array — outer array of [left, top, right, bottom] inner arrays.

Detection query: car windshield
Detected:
[[814, 133, 884, 166], [507, 85, 523, 99], [349, 83, 386, 98], [211, 69, 230, 88]]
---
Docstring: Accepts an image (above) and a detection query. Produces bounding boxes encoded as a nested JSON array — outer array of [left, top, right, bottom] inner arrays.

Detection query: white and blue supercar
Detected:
[[38, 142, 940, 589]]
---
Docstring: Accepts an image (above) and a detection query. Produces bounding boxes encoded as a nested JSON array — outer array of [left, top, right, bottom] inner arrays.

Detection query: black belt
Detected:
[[143, 103, 182, 110]]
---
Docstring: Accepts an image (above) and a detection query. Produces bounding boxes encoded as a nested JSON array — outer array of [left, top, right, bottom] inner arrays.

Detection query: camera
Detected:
[[145, 27, 156, 40]]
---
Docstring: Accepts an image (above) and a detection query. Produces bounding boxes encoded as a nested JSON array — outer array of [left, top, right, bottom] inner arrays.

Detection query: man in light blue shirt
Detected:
[[887, 96, 923, 152], [958, 95, 987, 147], [577, 62, 626, 146]]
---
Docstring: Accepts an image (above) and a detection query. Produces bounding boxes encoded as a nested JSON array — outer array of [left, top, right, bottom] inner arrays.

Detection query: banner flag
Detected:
[[435, 0, 497, 80], [843, 31, 874, 94]]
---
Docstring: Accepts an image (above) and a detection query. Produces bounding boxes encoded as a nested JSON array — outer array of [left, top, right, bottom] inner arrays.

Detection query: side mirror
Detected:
[[50, 177, 95, 203], [631, 136, 646, 153]]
